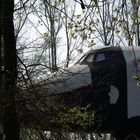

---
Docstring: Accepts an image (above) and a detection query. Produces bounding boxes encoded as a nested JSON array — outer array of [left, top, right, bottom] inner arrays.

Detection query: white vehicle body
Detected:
[[122, 46, 140, 118]]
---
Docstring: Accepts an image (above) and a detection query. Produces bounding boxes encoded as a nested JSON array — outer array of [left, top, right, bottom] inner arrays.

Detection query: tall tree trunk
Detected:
[[0, 0, 19, 140], [0, 0, 2, 72]]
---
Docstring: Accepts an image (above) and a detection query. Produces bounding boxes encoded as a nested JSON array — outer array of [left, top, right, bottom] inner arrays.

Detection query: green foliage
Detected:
[[43, 32, 48, 37], [58, 0, 64, 3], [67, 22, 73, 29], [137, 81, 140, 87], [133, 75, 140, 87], [90, 40, 96, 47], [82, 32, 87, 41], [57, 107, 95, 131], [77, 48, 83, 53], [112, 17, 117, 22]]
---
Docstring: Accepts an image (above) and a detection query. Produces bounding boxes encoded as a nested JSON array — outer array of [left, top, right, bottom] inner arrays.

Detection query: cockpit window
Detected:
[[76, 55, 86, 64], [84, 53, 95, 63], [96, 53, 105, 62], [76, 52, 105, 65], [76, 53, 95, 64]]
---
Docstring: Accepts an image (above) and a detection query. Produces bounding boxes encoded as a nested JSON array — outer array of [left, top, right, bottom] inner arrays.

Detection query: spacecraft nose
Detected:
[[43, 64, 92, 94]]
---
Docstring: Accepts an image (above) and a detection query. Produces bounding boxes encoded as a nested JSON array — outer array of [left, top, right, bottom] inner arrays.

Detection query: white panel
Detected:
[[43, 64, 92, 94], [122, 46, 140, 118], [108, 85, 119, 104]]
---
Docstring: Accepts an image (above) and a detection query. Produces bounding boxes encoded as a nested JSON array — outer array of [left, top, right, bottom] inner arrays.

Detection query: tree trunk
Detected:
[[0, 0, 2, 72], [0, 0, 19, 140]]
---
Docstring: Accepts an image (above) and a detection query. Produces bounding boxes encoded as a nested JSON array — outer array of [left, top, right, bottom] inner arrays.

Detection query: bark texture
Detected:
[[0, 0, 19, 139]]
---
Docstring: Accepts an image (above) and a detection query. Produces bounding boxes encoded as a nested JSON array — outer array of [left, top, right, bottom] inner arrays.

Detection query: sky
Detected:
[[14, 0, 140, 69]]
